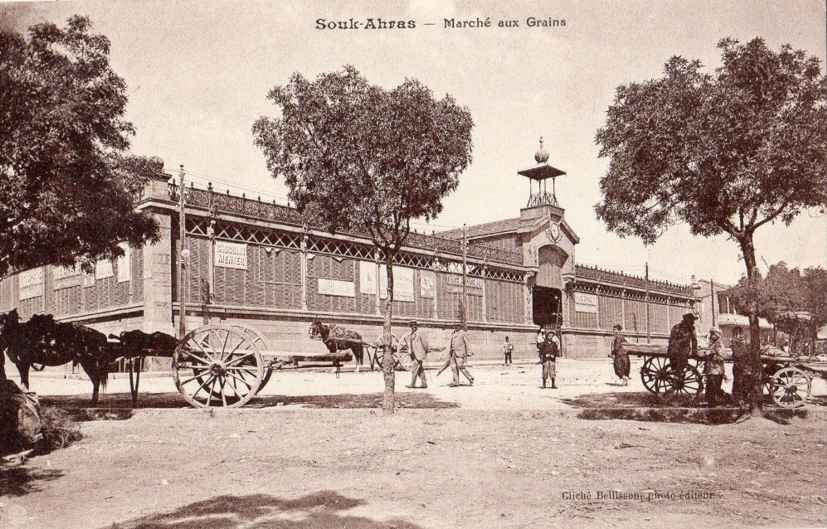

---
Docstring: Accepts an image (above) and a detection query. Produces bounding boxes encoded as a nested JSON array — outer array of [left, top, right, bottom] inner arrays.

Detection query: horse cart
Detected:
[[625, 343, 826, 408], [0, 311, 375, 409]]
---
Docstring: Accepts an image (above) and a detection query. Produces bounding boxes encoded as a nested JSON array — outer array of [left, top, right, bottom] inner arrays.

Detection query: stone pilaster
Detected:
[[142, 211, 174, 334]]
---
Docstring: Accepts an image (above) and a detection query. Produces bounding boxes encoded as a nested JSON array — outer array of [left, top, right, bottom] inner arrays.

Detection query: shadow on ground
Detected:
[[107, 490, 422, 529], [561, 391, 743, 425], [40, 392, 456, 415], [0, 465, 64, 497], [562, 391, 810, 425]]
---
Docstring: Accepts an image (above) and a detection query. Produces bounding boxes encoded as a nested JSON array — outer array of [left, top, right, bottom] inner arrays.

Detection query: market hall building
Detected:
[[0, 143, 698, 362]]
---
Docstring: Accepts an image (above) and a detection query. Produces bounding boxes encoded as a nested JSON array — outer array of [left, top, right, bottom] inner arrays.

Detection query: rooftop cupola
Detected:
[[518, 137, 566, 208]]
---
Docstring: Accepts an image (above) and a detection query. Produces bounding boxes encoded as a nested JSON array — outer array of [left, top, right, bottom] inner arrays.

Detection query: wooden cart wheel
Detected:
[[230, 325, 272, 394], [640, 356, 672, 394], [661, 363, 703, 403], [770, 366, 811, 409], [172, 325, 263, 408]]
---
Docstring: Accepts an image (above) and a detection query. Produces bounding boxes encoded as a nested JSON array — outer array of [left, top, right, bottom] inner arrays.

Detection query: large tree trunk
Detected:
[[382, 255, 395, 415], [738, 234, 764, 415]]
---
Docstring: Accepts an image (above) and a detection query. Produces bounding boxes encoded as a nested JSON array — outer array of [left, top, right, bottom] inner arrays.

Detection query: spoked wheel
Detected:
[[172, 325, 264, 408], [770, 367, 811, 409], [640, 356, 672, 395], [660, 363, 703, 404], [230, 325, 272, 394]]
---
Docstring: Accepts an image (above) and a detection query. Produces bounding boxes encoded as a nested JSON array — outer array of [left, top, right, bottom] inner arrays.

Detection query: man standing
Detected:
[[700, 328, 729, 406], [540, 330, 560, 389], [503, 336, 514, 366], [402, 321, 429, 389], [667, 313, 698, 374], [730, 327, 750, 405], [448, 325, 474, 387], [610, 324, 630, 385]]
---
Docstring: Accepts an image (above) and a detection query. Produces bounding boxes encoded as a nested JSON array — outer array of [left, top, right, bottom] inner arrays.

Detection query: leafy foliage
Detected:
[[0, 16, 159, 276], [252, 66, 474, 253], [595, 38, 827, 245]]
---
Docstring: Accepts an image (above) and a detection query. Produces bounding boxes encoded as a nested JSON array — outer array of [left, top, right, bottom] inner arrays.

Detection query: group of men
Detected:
[[398, 313, 756, 406], [610, 311, 753, 407], [400, 320, 475, 389]]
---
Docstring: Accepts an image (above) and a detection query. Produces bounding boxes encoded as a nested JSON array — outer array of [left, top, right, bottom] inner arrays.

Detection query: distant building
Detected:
[[691, 277, 774, 345]]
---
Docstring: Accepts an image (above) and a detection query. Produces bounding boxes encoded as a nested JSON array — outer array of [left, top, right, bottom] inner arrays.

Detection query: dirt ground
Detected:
[[1, 359, 826, 529]]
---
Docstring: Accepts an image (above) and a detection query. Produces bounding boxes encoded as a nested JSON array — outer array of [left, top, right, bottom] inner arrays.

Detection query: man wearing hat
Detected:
[[610, 324, 630, 385], [401, 320, 429, 389], [700, 327, 729, 406], [667, 313, 698, 375]]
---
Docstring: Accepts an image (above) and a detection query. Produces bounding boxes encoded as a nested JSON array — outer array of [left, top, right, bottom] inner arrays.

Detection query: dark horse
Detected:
[[0, 309, 113, 403], [309, 320, 365, 372], [108, 329, 178, 405]]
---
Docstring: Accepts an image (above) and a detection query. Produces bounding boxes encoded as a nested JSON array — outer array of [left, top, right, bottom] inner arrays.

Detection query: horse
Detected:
[[108, 329, 178, 405], [308, 320, 365, 372], [0, 309, 112, 404]]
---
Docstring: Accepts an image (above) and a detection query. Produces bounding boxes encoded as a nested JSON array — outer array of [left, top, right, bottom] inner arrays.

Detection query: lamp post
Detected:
[[177, 164, 188, 339]]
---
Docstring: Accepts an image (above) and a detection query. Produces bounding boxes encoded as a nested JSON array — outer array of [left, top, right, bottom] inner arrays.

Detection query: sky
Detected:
[[2, 0, 826, 287]]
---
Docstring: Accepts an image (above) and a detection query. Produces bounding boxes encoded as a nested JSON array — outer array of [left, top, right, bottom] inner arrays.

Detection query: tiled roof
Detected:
[[438, 217, 524, 240]]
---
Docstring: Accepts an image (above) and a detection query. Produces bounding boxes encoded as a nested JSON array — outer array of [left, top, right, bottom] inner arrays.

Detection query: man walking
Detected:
[[401, 320, 429, 389], [503, 336, 514, 366], [447, 325, 474, 387]]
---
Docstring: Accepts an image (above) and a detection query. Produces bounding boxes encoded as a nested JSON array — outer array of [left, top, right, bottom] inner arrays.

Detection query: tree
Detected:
[[253, 66, 473, 413], [594, 38, 827, 413], [0, 15, 159, 277]]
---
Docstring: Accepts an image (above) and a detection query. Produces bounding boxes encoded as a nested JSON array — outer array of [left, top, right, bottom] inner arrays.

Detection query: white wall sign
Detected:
[[215, 241, 248, 270], [116, 243, 131, 283], [420, 270, 435, 299], [380, 265, 414, 302], [359, 261, 377, 295], [53, 264, 80, 281], [318, 278, 355, 297], [95, 259, 113, 279], [574, 292, 599, 314], [19, 268, 44, 300], [447, 274, 483, 290]]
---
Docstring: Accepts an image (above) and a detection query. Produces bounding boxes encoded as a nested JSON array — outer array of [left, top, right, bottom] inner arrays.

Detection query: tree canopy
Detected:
[[253, 66, 474, 412], [0, 15, 159, 277], [595, 38, 827, 247], [729, 262, 827, 350], [252, 65, 473, 251]]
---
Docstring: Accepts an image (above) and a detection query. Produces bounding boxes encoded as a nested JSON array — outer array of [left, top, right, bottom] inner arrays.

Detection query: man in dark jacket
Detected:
[[667, 313, 698, 374], [540, 331, 559, 389]]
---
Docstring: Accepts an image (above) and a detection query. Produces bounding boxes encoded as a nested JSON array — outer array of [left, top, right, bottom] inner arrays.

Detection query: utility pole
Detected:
[[461, 223, 468, 330], [645, 261, 651, 344], [710, 278, 716, 328], [177, 165, 187, 339]]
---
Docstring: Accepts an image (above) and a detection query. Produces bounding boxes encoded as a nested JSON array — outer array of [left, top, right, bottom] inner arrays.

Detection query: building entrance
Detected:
[[533, 286, 562, 328]]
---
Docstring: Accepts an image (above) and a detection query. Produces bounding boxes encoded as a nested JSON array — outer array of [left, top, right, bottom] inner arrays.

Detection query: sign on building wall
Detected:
[[379, 265, 414, 302], [318, 278, 355, 297], [447, 274, 483, 290], [19, 267, 44, 300], [420, 270, 435, 299], [116, 243, 131, 283], [53, 263, 81, 281], [95, 259, 113, 279], [359, 261, 377, 295], [574, 292, 599, 313], [215, 241, 248, 270]]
